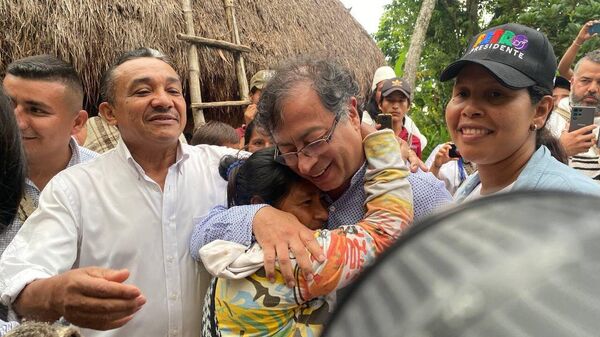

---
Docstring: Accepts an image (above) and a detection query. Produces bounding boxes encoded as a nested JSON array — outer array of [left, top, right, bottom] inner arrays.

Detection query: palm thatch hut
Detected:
[[0, 0, 385, 129]]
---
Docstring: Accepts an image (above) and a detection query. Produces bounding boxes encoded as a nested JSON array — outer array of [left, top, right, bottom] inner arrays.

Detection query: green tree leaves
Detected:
[[375, 0, 600, 159]]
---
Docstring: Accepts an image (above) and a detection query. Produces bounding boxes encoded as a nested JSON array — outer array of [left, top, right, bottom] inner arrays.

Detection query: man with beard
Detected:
[[547, 50, 600, 181]]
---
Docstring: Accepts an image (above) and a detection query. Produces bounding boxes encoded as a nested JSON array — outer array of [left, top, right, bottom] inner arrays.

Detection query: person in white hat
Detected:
[[362, 66, 428, 149]]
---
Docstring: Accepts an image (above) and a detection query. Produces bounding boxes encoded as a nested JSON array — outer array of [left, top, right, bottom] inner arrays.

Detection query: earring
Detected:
[[529, 123, 538, 131]]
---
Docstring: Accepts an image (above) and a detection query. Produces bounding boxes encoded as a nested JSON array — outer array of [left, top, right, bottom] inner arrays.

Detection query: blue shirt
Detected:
[[190, 163, 452, 260], [454, 145, 600, 202]]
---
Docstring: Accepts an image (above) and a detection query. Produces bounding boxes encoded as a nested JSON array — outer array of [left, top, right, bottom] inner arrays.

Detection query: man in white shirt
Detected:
[[1, 55, 98, 256], [0, 54, 98, 332], [546, 50, 600, 182], [0, 48, 234, 337]]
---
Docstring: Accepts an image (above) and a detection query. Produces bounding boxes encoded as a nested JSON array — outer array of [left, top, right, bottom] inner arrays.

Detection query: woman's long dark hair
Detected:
[[219, 147, 303, 207], [0, 86, 26, 228], [528, 85, 568, 164]]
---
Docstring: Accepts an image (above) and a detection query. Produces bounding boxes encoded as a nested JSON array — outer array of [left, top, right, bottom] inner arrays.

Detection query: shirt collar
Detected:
[[117, 139, 189, 177], [67, 137, 81, 167], [26, 137, 82, 192], [323, 161, 367, 205]]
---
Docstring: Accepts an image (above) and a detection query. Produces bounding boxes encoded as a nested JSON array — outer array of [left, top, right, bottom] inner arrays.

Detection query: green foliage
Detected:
[[375, 0, 600, 159]]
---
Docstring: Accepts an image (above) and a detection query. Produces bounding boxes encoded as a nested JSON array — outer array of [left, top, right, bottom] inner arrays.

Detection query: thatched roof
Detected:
[[0, 0, 385, 127]]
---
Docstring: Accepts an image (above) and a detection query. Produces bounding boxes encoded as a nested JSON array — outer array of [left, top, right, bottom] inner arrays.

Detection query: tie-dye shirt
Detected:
[[202, 130, 414, 337]]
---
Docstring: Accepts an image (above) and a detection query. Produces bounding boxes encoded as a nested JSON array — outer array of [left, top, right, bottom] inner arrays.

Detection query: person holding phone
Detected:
[[440, 23, 600, 202], [557, 20, 600, 80], [425, 142, 477, 195], [546, 50, 600, 168], [377, 77, 423, 158], [363, 66, 428, 149]]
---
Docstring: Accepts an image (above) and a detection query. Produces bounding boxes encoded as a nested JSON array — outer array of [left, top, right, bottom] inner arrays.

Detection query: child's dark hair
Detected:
[[243, 120, 260, 147], [191, 121, 239, 146], [219, 147, 302, 207]]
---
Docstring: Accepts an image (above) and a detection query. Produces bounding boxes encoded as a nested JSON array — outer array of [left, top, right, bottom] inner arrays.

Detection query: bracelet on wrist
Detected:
[[574, 40, 583, 47]]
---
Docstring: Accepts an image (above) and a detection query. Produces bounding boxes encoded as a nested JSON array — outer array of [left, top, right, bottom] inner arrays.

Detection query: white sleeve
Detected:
[[545, 112, 567, 139], [0, 175, 80, 306], [361, 111, 375, 125], [199, 241, 264, 279], [425, 144, 443, 167], [404, 115, 428, 150]]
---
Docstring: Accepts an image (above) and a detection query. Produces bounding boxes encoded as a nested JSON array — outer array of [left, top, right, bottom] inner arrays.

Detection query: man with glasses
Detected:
[[190, 57, 452, 288], [272, 112, 340, 166]]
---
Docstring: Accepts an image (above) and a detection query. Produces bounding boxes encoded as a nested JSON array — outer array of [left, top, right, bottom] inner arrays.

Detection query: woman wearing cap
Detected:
[[440, 23, 600, 202]]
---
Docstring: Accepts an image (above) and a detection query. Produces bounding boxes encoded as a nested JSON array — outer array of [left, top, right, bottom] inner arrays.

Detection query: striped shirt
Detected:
[[570, 151, 600, 183]]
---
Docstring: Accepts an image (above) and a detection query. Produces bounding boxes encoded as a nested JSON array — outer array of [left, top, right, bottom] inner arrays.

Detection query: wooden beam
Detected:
[[224, 0, 249, 101], [191, 100, 251, 109], [177, 33, 252, 54], [182, 0, 205, 128]]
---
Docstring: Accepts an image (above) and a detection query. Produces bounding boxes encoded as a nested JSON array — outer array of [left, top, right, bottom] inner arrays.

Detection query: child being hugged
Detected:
[[194, 128, 413, 337]]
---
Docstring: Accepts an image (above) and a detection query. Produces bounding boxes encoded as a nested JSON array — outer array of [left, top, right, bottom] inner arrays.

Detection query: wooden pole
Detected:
[[223, 0, 249, 101], [192, 100, 251, 109], [177, 33, 252, 53], [182, 0, 205, 129]]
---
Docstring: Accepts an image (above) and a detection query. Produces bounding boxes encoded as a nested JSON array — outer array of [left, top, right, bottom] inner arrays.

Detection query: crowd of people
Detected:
[[0, 19, 599, 337]]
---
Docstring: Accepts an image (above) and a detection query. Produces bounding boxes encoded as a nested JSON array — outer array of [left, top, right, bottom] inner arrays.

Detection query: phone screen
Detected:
[[590, 23, 600, 35], [376, 114, 393, 130]]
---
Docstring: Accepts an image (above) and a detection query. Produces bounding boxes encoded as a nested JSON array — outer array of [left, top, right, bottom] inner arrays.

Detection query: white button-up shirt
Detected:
[[0, 140, 237, 337]]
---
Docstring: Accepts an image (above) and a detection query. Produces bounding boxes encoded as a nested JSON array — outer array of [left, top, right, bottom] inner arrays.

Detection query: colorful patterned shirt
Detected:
[[203, 130, 413, 337], [190, 161, 451, 257]]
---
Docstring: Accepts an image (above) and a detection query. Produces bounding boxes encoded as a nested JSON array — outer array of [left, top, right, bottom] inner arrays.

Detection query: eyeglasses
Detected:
[[274, 114, 341, 166]]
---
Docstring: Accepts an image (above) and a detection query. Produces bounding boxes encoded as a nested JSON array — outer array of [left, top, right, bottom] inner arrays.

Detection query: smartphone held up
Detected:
[[569, 106, 599, 133], [448, 143, 461, 159], [376, 114, 393, 130], [589, 22, 600, 35]]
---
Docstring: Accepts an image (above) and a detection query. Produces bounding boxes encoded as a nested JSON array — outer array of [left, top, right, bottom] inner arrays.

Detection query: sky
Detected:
[[339, 0, 394, 34]]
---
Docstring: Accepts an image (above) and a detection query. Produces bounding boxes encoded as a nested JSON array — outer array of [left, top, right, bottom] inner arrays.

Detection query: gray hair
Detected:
[[574, 49, 600, 74], [255, 57, 360, 134], [100, 47, 175, 104]]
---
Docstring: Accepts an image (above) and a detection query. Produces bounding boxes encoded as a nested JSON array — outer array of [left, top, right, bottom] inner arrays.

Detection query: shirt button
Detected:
[[329, 206, 336, 212], [170, 293, 178, 301], [167, 256, 174, 263]]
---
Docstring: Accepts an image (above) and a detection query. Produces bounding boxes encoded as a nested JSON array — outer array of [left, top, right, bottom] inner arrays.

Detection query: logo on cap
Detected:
[[468, 29, 529, 59], [392, 79, 403, 87], [512, 35, 529, 50]]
